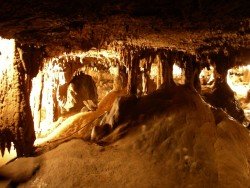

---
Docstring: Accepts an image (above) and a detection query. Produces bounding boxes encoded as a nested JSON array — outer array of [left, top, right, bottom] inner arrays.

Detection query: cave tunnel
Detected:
[[0, 0, 250, 187]]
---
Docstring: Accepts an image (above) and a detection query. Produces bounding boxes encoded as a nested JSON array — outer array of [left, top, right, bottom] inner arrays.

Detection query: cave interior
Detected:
[[0, 0, 250, 187]]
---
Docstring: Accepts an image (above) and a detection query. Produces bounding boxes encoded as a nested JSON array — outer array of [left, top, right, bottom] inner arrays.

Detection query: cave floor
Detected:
[[0, 86, 249, 187]]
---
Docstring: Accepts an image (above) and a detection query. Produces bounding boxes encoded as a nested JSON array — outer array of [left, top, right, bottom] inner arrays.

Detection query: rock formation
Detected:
[[0, 0, 249, 186]]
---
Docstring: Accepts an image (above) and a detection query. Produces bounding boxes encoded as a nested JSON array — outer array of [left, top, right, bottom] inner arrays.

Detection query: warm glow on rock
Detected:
[[109, 66, 119, 76], [199, 66, 214, 85], [0, 144, 16, 166], [49, 49, 120, 64], [30, 59, 68, 137], [150, 64, 158, 78], [173, 64, 182, 77], [0, 37, 16, 164], [227, 65, 250, 98], [150, 63, 182, 80], [0, 37, 15, 78], [30, 49, 119, 139]]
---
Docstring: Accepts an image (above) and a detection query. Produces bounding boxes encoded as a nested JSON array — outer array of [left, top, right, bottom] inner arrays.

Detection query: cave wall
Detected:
[[0, 48, 35, 157], [0, 0, 248, 160]]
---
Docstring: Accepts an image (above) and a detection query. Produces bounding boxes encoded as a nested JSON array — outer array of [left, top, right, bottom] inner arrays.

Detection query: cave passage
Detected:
[[0, 36, 249, 161], [29, 50, 121, 139], [0, 1, 249, 185]]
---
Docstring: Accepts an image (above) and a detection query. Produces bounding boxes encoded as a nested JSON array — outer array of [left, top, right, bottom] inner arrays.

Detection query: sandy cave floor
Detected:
[[0, 86, 250, 188]]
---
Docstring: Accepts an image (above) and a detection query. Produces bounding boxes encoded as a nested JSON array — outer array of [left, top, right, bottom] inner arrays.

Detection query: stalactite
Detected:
[[31, 72, 44, 132], [127, 51, 139, 95], [141, 65, 150, 95], [0, 44, 36, 157], [120, 65, 128, 89], [210, 50, 230, 86], [213, 67, 228, 91], [113, 64, 127, 91], [166, 57, 175, 86], [193, 65, 201, 93], [38, 74, 44, 130], [15, 51, 36, 156], [203, 50, 247, 124], [184, 55, 197, 90], [159, 51, 175, 88], [53, 80, 59, 122], [156, 55, 162, 89], [17, 45, 44, 79], [160, 58, 166, 85], [141, 55, 151, 95], [142, 70, 146, 94]]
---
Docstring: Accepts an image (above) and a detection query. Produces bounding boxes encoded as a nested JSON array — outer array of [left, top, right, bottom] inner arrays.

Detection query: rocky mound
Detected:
[[0, 86, 249, 187]]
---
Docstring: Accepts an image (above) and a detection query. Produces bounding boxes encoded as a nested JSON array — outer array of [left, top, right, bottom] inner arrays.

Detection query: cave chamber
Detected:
[[0, 0, 249, 187]]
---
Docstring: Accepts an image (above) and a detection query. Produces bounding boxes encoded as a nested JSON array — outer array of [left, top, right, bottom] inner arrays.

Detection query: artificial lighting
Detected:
[[109, 66, 119, 76], [173, 64, 182, 77], [0, 37, 15, 78], [227, 65, 250, 98], [150, 64, 158, 78], [199, 66, 214, 85]]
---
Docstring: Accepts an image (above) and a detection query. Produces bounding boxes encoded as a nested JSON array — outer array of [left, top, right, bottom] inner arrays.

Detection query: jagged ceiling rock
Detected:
[[0, 0, 249, 58]]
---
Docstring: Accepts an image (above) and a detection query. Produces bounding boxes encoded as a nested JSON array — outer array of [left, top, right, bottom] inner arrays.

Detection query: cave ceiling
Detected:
[[0, 0, 249, 59]]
